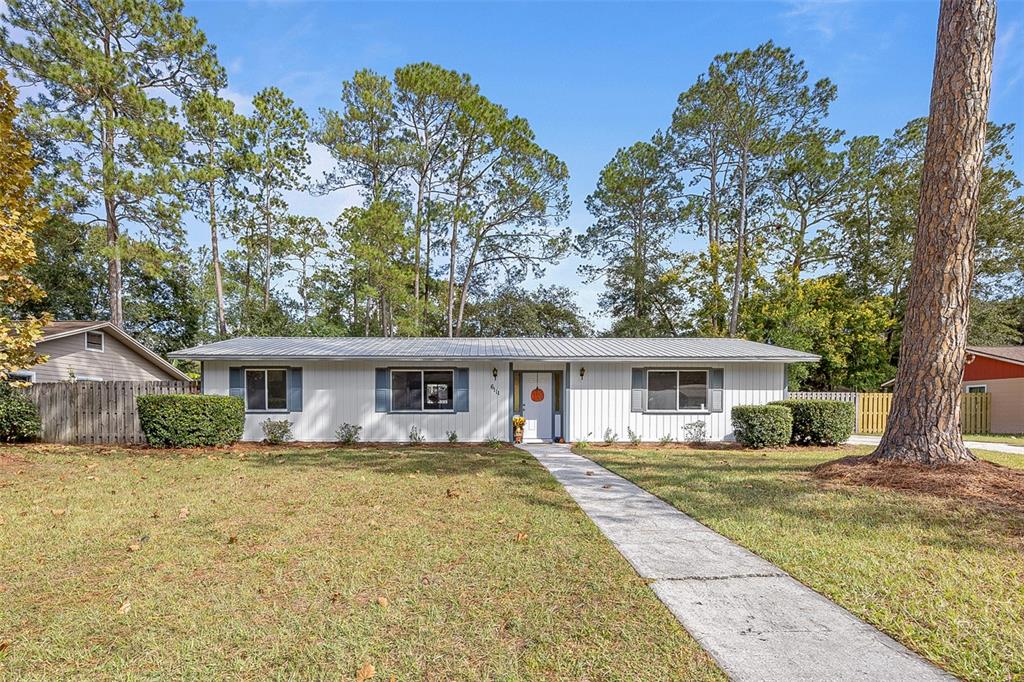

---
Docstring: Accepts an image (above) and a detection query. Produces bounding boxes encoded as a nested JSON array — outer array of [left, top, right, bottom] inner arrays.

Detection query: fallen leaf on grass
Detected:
[[178, 507, 189, 520], [50, 509, 66, 517], [118, 599, 131, 614], [514, 532, 528, 543], [151, 510, 160, 519], [329, 592, 342, 604], [128, 543, 141, 552], [445, 489, 460, 499], [227, 535, 238, 545], [376, 596, 389, 608], [355, 662, 375, 681], [0, 639, 10, 653]]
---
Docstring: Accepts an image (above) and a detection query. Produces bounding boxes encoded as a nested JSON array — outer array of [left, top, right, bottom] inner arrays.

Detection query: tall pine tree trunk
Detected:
[[727, 153, 749, 337], [871, 0, 996, 465], [208, 166, 227, 337]]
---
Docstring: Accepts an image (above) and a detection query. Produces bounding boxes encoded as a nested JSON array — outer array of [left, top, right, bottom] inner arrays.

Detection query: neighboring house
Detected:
[[961, 346, 1024, 434], [169, 337, 818, 443], [10, 321, 190, 383]]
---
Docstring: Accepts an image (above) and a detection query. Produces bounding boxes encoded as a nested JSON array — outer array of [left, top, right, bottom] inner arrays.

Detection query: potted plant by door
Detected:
[[512, 416, 526, 444]]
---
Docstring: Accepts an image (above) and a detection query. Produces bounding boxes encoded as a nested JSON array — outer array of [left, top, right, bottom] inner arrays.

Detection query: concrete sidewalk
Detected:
[[520, 443, 953, 682], [847, 434, 1024, 455]]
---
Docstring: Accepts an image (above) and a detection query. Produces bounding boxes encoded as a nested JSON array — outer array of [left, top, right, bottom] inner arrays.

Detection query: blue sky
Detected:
[[185, 0, 1024, 328]]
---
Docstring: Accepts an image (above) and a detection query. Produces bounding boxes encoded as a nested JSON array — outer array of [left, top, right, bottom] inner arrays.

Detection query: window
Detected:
[[392, 369, 454, 412], [7, 371, 34, 383], [85, 331, 104, 352], [647, 369, 708, 411], [965, 385, 987, 394], [245, 368, 288, 411]]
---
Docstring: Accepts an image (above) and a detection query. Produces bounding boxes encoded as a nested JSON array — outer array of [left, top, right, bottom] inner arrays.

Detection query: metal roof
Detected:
[[169, 337, 819, 363]]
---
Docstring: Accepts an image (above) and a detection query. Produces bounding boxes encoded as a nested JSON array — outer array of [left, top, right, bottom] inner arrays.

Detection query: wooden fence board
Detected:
[[789, 391, 991, 435], [20, 381, 198, 444]]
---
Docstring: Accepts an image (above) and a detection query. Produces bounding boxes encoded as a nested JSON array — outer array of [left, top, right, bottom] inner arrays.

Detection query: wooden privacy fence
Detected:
[[20, 381, 199, 444], [790, 391, 992, 435]]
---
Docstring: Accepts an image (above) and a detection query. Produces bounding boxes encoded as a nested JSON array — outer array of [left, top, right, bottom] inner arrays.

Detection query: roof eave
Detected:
[[168, 352, 820, 364]]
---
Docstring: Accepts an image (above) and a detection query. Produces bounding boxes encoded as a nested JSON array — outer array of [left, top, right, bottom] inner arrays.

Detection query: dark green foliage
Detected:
[[261, 418, 293, 445], [0, 383, 41, 443], [770, 399, 855, 446], [731, 405, 792, 448], [137, 394, 244, 447]]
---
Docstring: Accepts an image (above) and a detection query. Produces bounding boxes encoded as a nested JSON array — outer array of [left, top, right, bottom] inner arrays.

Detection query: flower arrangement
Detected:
[[512, 415, 526, 443]]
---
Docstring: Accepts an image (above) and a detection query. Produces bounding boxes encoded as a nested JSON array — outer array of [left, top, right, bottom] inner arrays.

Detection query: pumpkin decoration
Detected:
[[531, 386, 545, 402]]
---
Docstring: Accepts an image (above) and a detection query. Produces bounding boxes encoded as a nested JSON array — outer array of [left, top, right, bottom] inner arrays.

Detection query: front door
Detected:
[[523, 372, 552, 442]]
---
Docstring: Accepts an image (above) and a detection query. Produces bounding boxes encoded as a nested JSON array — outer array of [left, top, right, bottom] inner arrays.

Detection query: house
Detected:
[[10, 321, 190, 383], [961, 346, 1024, 434], [168, 337, 818, 443]]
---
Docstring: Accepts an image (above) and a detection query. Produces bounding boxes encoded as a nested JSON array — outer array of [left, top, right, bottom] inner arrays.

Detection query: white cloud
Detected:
[[994, 20, 1024, 99], [783, 0, 854, 42]]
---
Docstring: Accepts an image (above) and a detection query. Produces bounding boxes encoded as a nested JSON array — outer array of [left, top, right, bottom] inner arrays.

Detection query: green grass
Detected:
[[964, 433, 1024, 446], [580, 443, 1024, 682], [0, 443, 721, 680]]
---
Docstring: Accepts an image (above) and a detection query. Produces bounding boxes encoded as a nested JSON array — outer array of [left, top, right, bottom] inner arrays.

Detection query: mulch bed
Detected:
[[812, 455, 1024, 515]]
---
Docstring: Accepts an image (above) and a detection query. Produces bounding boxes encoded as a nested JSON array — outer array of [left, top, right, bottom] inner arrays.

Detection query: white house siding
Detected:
[[566, 361, 786, 443], [204, 360, 511, 442]]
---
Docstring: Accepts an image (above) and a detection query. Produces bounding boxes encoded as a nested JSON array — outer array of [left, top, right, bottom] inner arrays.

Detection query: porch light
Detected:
[[579, 367, 586, 380], [492, 367, 499, 379]]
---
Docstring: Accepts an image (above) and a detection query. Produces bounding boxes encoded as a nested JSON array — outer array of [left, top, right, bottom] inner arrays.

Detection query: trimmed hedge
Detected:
[[137, 394, 244, 447], [731, 405, 793, 448], [769, 399, 855, 446], [0, 383, 41, 443]]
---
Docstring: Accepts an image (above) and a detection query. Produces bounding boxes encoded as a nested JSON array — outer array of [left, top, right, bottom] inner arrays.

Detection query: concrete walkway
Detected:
[[848, 434, 1024, 456], [520, 443, 953, 682]]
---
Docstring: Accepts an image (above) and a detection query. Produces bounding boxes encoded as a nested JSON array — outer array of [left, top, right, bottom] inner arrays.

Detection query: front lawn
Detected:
[[965, 433, 1024, 446], [580, 444, 1024, 682], [0, 443, 721, 680]]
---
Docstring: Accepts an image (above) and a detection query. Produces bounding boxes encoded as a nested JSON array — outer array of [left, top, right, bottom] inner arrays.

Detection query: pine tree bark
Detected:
[[870, 0, 996, 465]]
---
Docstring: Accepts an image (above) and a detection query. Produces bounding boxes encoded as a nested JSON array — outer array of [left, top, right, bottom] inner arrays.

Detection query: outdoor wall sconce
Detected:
[[579, 367, 586, 380], [492, 367, 499, 379]]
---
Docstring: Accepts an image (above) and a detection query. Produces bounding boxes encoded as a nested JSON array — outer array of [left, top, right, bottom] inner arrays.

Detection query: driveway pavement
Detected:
[[847, 434, 1024, 455], [519, 443, 954, 682]]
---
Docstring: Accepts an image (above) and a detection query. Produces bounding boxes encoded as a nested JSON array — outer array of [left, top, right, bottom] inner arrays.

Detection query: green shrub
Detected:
[[0, 383, 41, 443], [731, 405, 792, 448], [769, 399, 855, 446], [335, 423, 361, 444], [137, 394, 243, 447], [261, 418, 292, 445]]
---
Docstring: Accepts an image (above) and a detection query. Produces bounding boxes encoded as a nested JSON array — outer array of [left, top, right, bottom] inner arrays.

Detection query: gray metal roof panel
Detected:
[[169, 337, 819, 362]]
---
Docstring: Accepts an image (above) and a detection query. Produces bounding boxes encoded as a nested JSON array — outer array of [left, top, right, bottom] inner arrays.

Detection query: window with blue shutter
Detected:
[[454, 368, 469, 412], [288, 367, 303, 412], [375, 368, 389, 412]]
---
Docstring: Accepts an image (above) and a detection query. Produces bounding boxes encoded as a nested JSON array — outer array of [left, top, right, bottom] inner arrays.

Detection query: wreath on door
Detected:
[[531, 386, 545, 402]]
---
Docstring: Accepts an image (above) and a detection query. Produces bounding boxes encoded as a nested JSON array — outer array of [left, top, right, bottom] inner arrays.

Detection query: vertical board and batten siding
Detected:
[[204, 360, 510, 442], [22, 381, 198, 444], [565, 361, 786, 442]]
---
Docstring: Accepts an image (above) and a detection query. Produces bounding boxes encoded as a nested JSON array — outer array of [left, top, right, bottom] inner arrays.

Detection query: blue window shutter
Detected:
[[709, 368, 724, 413], [288, 367, 303, 412], [229, 367, 244, 400], [375, 368, 389, 413], [631, 368, 645, 412], [455, 368, 470, 412]]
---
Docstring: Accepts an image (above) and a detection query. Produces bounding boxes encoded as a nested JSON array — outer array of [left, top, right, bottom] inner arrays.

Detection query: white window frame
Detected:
[[646, 368, 709, 413], [84, 330, 105, 352], [244, 368, 289, 413], [965, 384, 987, 394], [390, 368, 455, 413]]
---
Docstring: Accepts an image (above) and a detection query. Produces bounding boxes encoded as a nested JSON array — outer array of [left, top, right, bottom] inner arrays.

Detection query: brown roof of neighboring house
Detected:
[[40, 320, 109, 340], [968, 346, 1024, 366], [38, 320, 191, 381]]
